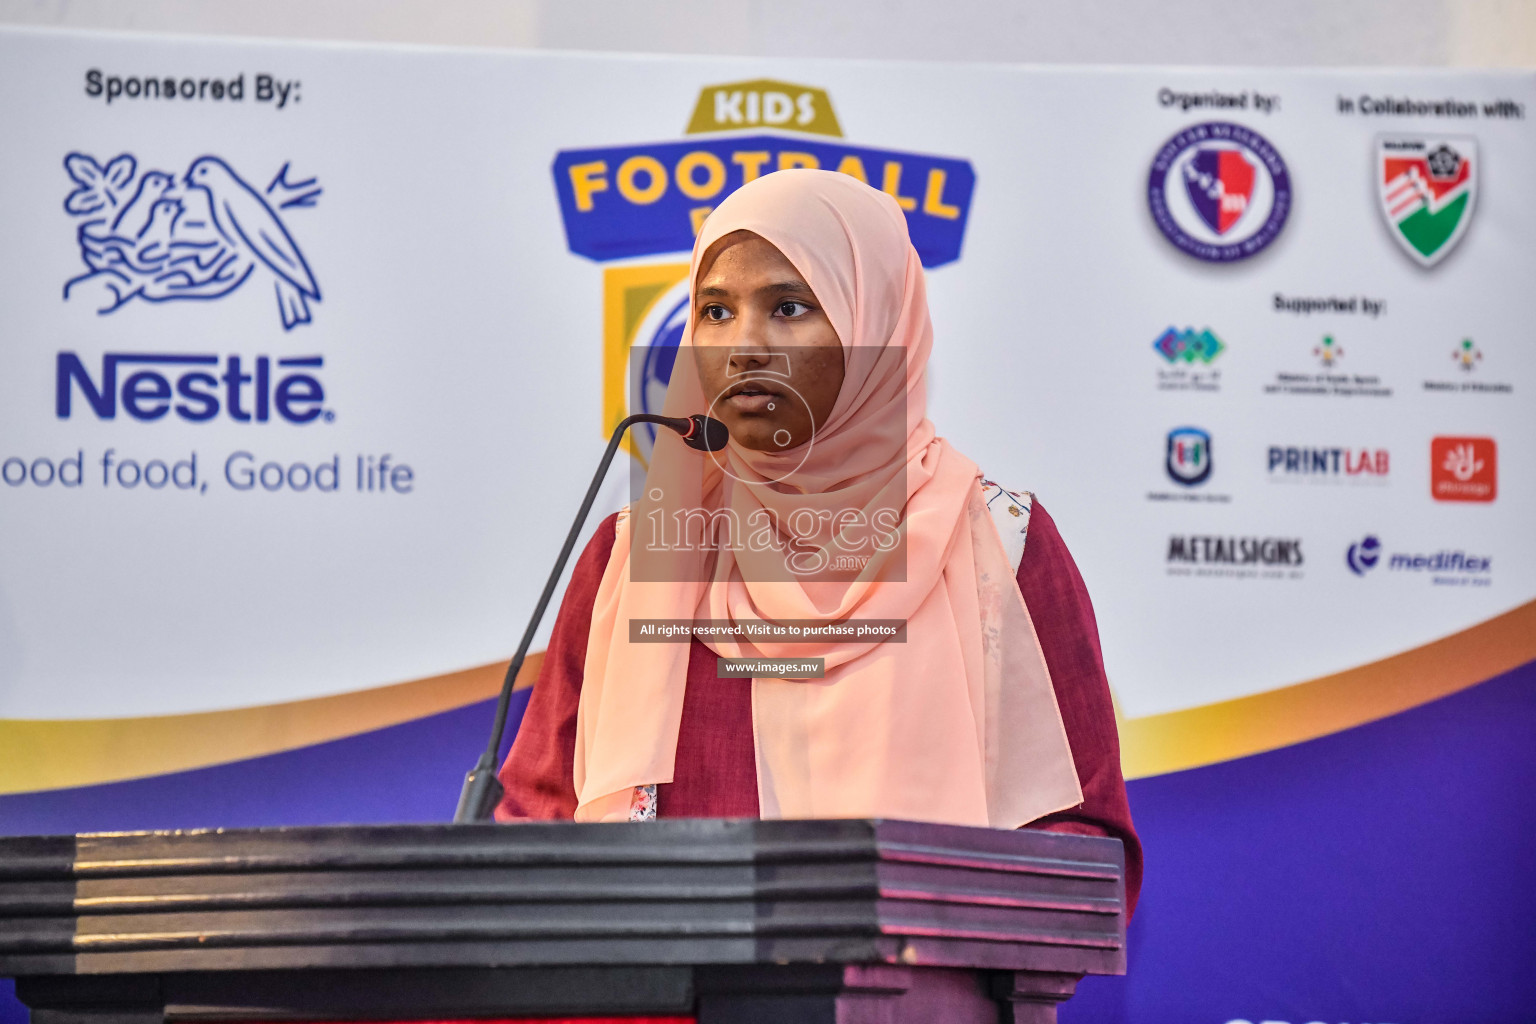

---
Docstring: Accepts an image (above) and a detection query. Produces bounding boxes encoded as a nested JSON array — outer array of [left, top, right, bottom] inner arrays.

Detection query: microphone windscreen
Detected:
[[685, 415, 731, 452]]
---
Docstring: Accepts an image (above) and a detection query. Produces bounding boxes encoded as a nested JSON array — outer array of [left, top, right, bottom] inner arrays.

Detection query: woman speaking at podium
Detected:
[[496, 169, 1141, 911]]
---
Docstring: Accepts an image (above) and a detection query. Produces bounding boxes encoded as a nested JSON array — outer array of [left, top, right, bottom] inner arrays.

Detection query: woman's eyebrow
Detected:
[[697, 281, 810, 299], [757, 281, 811, 296]]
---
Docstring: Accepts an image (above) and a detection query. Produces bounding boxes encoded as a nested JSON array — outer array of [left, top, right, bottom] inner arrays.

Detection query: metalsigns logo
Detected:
[[1431, 436, 1497, 502], [1147, 122, 1292, 262], [1378, 136, 1477, 268], [1166, 534, 1305, 580], [1165, 426, 1213, 486], [60, 153, 322, 330], [550, 79, 976, 459]]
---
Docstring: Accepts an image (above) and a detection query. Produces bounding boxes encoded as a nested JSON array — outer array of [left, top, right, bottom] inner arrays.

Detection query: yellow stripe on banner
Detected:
[[602, 261, 691, 456], [4, 600, 1534, 795], [1119, 599, 1536, 779], [0, 654, 543, 796]]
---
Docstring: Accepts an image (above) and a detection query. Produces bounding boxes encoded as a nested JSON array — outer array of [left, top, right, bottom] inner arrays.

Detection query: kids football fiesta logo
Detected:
[[1378, 136, 1477, 267], [1147, 122, 1292, 263], [550, 80, 976, 462]]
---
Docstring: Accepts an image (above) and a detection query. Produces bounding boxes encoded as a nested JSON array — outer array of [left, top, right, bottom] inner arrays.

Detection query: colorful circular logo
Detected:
[[1346, 535, 1382, 576], [630, 287, 690, 458], [1148, 122, 1292, 262]]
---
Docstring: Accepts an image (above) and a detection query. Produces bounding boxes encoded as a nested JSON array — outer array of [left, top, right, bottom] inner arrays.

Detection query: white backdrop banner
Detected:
[[1, 28, 1533, 1024]]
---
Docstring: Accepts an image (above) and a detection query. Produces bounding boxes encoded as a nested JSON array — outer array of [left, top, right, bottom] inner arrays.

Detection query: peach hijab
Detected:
[[573, 169, 1082, 827]]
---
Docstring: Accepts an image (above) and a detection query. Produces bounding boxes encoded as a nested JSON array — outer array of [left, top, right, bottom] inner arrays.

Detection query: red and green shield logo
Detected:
[[1378, 136, 1477, 268]]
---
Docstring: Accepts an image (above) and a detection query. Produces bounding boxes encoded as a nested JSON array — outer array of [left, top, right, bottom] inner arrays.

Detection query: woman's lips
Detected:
[[722, 378, 785, 415], [724, 390, 781, 414]]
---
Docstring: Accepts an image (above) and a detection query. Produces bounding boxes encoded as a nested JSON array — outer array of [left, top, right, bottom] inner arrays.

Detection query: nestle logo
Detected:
[[56, 351, 328, 423]]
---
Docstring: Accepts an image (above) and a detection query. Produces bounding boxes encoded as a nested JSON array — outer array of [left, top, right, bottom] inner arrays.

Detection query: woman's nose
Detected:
[[728, 349, 792, 378], [726, 321, 773, 373]]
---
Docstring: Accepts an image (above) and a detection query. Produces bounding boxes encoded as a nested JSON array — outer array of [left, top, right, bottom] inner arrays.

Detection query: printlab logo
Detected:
[[61, 152, 322, 330], [1147, 121, 1292, 262], [1346, 534, 1382, 575], [1431, 436, 1497, 503], [1267, 445, 1389, 484], [1165, 427, 1212, 486], [1378, 136, 1477, 268]]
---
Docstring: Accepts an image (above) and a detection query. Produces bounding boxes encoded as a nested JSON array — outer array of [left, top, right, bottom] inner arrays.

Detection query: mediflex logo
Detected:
[[56, 351, 330, 423]]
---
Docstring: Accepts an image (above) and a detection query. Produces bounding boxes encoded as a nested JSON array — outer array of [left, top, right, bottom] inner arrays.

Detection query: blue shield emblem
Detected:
[[1166, 427, 1212, 486]]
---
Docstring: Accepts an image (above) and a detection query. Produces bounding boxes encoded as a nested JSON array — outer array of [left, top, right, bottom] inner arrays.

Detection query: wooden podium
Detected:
[[0, 819, 1126, 1024]]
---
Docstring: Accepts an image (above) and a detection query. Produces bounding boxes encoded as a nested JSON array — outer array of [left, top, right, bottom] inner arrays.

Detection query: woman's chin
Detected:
[[729, 423, 801, 453]]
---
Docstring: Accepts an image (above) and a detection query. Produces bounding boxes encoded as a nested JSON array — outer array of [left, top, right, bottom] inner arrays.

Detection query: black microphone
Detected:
[[453, 412, 730, 823], [665, 413, 731, 453]]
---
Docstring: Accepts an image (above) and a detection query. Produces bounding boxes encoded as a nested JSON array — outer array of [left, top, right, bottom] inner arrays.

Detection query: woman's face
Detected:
[[691, 232, 845, 453]]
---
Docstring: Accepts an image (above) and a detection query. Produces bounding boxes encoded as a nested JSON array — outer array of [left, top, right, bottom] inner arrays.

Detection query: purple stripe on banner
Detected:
[[1065, 659, 1536, 1024], [0, 690, 532, 1024], [0, 689, 530, 834], [4, 666, 1532, 1024]]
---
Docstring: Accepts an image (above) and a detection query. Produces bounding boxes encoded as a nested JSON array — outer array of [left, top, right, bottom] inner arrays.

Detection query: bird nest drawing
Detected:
[[62, 152, 323, 330]]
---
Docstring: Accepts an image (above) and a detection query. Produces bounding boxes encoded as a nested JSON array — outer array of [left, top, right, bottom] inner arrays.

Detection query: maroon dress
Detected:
[[495, 499, 1142, 915]]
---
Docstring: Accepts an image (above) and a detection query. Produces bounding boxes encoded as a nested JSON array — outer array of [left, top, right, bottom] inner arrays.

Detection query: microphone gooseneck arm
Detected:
[[453, 412, 728, 823]]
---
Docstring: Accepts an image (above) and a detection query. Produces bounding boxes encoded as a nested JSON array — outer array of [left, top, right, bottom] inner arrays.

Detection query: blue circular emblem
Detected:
[[1346, 535, 1381, 576], [630, 292, 689, 455], [1148, 121, 1292, 263], [636, 295, 687, 414]]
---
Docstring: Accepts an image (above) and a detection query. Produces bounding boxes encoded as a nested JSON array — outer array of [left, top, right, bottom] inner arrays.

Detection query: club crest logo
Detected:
[[1166, 426, 1213, 486], [1378, 136, 1477, 267], [61, 152, 322, 330], [1147, 122, 1291, 263]]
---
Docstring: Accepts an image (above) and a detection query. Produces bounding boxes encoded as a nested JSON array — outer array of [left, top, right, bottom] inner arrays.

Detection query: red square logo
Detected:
[[1431, 436, 1497, 502]]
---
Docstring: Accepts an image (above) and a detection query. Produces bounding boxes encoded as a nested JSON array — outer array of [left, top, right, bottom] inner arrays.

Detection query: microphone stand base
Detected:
[[453, 764, 505, 823]]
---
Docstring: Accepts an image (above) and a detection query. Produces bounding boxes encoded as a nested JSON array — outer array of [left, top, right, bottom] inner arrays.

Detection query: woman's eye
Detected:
[[776, 301, 812, 318], [701, 304, 733, 322]]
